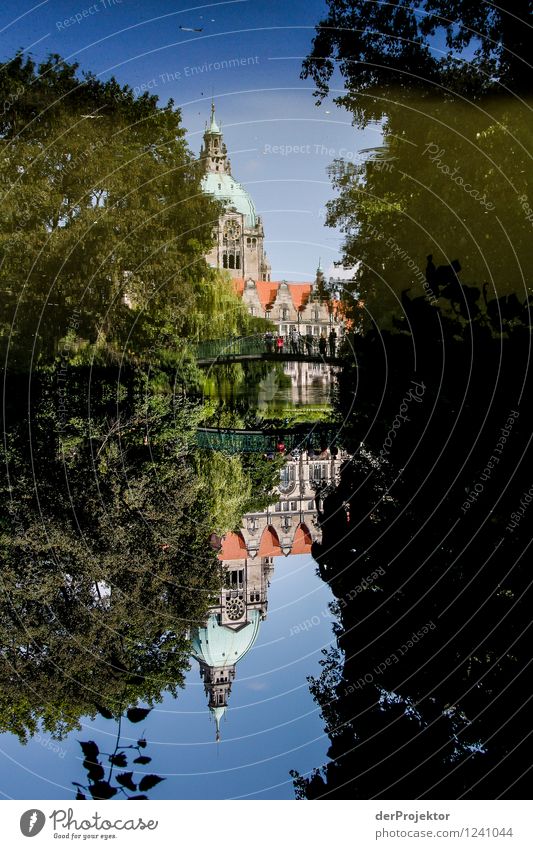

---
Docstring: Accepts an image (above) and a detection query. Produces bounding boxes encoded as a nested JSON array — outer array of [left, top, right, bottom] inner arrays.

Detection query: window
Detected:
[[283, 501, 290, 512], [290, 500, 297, 511], [250, 306, 255, 316], [275, 502, 281, 512], [280, 465, 296, 488], [282, 307, 289, 320], [229, 570, 244, 587], [308, 500, 315, 509], [311, 464, 327, 481]]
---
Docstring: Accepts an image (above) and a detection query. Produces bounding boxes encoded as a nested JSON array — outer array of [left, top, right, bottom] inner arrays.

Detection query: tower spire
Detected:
[[209, 99, 220, 134], [211, 705, 226, 742]]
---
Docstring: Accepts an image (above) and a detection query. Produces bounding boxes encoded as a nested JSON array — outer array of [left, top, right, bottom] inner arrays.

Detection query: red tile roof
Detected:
[[291, 524, 313, 555], [231, 279, 319, 312], [258, 526, 282, 557], [218, 532, 247, 561], [287, 284, 313, 311]]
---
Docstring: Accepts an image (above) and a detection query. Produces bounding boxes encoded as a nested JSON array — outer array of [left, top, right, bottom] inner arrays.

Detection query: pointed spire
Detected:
[[209, 100, 221, 134], [211, 705, 226, 742]]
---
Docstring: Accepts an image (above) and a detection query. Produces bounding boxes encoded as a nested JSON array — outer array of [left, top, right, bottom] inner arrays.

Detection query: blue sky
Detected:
[[0, 553, 337, 800], [0, 0, 382, 280]]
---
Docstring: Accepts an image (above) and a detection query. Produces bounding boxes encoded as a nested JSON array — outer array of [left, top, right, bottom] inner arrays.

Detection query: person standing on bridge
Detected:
[[328, 328, 337, 357], [276, 333, 284, 354], [264, 330, 274, 353], [290, 326, 299, 354], [319, 333, 327, 357], [305, 331, 313, 356]]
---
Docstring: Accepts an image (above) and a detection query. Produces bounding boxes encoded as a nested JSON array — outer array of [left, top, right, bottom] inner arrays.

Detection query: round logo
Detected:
[[20, 810, 46, 837]]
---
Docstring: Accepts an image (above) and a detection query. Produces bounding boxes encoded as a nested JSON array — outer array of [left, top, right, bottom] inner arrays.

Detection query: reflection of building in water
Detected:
[[281, 361, 338, 406], [190, 535, 273, 742], [257, 362, 338, 409], [191, 447, 346, 739]]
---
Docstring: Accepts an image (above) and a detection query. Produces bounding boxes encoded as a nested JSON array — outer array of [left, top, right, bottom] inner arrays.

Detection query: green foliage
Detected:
[[0, 53, 226, 369], [0, 367, 220, 741], [193, 450, 252, 534], [323, 92, 533, 327]]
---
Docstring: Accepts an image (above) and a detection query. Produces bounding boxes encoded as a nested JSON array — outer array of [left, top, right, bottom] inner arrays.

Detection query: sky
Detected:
[[0, 0, 382, 281], [0, 553, 337, 800]]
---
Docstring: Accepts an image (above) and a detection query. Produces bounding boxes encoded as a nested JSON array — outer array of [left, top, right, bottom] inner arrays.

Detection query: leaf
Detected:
[[127, 707, 151, 724], [79, 741, 99, 760], [116, 771, 137, 792], [90, 781, 118, 800], [133, 756, 151, 765], [129, 795, 148, 800], [109, 752, 127, 767], [137, 738, 147, 748], [138, 774, 165, 792], [83, 759, 105, 782], [96, 705, 114, 719]]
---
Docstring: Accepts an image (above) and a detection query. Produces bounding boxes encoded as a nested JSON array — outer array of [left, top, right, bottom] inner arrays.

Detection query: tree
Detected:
[[302, 1, 533, 101], [0, 54, 222, 368], [292, 291, 533, 799], [323, 92, 533, 326], [0, 365, 221, 740]]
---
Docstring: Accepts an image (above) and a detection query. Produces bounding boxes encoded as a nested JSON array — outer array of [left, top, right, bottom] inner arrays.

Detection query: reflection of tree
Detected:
[[293, 295, 533, 798], [74, 707, 164, 800], [0, 367, 220, 741], [324, 92, 532, 327]]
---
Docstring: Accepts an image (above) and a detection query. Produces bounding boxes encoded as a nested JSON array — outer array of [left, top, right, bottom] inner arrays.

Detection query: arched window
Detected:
[[228, 254, 235, 269], [236, 254, 241, 269]]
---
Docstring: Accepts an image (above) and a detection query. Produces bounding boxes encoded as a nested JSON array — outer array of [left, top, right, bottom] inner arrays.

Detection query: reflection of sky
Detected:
[[0, 554, 336, 800]]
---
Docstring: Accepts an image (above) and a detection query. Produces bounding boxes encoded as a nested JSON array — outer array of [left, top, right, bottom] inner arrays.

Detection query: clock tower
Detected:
[[201, 103, 271, 281]]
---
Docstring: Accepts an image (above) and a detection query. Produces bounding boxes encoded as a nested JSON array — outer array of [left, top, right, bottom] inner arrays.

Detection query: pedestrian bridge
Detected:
[[196, 426, 342, 454], [195, 334, 342, 366]]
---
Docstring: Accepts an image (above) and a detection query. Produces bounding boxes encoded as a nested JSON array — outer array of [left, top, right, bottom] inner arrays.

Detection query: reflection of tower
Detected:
[[190, 537, 274, 741], [192, 448, 347, 740]]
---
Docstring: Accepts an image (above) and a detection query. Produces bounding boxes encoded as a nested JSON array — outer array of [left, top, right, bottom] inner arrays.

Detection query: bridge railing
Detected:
[[196, 426, 341, 454], [195, 333, 337, 361], [196, 334, 266, 361]]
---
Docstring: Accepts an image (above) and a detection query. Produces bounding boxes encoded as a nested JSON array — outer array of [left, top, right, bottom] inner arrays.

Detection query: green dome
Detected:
[[191, 610, 261, 668], [201, 172, 258, 228]]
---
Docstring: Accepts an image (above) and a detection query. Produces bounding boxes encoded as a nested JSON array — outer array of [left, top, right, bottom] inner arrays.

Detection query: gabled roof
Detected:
[[287, 284, 313, 311], [218, 532, 247, 561], [232, 279, 317, 312], [291, 524, 313, 555]]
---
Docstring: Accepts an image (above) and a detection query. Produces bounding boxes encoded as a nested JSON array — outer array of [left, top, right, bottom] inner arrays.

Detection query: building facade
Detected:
[[200, 103, 271, 281], [200, 104, 344, 341], [190, 447, 347, 740]]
